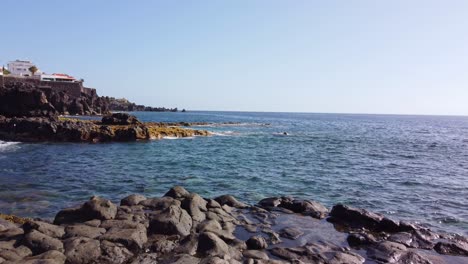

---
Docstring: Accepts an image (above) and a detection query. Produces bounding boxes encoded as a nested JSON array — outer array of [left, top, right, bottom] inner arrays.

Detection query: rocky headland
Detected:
[[107, 97, 182, 113], [0, 82, 109, 117], [0, 186, 467, 264]]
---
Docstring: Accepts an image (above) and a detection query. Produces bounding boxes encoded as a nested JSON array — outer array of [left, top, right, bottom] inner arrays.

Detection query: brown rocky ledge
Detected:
[[0, 187, 467, 264], [0, 113, 209, 143]]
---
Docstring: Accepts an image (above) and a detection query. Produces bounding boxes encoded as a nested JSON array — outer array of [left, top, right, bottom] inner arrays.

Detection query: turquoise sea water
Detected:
[[0, 111, 467, 235]]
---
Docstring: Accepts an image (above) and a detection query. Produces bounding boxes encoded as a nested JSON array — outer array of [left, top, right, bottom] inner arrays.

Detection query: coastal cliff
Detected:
[[0, 82, 109, 116], [0, 186, 466, 264]]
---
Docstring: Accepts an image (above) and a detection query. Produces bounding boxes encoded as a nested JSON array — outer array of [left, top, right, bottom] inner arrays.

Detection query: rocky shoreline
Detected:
[[0, 186, 466, 264], [0, 113, 210, 143]]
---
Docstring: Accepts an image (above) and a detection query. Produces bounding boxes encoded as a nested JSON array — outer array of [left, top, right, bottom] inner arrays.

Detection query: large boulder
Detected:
[[246, 236, 268, 250], [149, 204, 193, 237], [181, 193, 208, 223], [164, 186, 191, 199], [63, 237, 101, 264], [54, 196, 117, 224], [214, 195, 247, 209], [121, 194, 147, 206], [329, 204, 404, 233], [99, 225, 148, 251], [23, 220, 65, 239], [24, 230, 64, 254], [197, 232, 230, 257]]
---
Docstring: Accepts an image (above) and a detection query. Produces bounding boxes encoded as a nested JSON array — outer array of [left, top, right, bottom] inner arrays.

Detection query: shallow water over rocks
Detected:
[[0, 111, 467, 236]]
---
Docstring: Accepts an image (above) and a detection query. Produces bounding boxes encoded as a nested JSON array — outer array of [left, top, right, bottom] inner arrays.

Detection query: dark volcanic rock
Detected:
[[101, 113, 141, 125], [366, 241, 408, 263], [258, 197, 328, 219], [164, 186, 191, 199], [148, 204, 192, 237], [0, 82, 109, 117], [24, 230, 64, 254], [246, 236, 268, 250], [347, 233, 377, 247], [329, 204, 405, 233], [63, 237, 101, 264], [197, 232, 230, 257], [270, 241, 365, 264], [54, 196, 117, 225], [0, 84, 57, 117], [23, 220, 65, 239], [121, 194, 147, 206], [434, 241, 468, 256], [99, 224, 148, 251], [214, 195, 248, 209], [2, 187, 468, 264], [64, 224, 106, 239]]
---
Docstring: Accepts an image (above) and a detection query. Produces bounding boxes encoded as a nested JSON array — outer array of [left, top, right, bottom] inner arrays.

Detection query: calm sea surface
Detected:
[[1, 111, 467, 235]]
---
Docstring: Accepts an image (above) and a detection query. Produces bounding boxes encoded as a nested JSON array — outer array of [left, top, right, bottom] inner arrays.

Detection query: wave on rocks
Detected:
[[0, 141, 20, 152]]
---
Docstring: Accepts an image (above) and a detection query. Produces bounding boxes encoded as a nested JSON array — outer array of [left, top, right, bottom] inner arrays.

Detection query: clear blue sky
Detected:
[[1, 1, 467, 115]]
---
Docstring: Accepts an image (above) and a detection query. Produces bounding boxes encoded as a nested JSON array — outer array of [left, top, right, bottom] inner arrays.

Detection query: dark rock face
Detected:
[[101, 113, 141, 125], [328, 204, 407, 232], [0, 85, 57, 117], [258, 196, 328, 219], [0, 187, 467, 264], [0, 82, 109, 117]]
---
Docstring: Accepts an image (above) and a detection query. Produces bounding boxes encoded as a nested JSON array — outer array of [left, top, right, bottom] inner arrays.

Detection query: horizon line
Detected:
[[180, 109, 468, 118]]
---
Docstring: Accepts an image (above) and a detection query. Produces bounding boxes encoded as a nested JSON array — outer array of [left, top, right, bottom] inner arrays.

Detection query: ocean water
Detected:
[[0, 111, 467, 235]]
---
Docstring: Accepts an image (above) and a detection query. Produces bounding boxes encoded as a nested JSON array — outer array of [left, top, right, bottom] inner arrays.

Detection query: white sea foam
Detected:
[[163, 136, 179, 140], [0, 141, 20, 152], [209, 131, 239, 136], [162, 136, 195, 140]]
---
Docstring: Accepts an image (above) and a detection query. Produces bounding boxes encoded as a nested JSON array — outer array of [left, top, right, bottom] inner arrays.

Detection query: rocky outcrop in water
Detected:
[[0, 113, 209, 143], [0, 186, 467, 264]]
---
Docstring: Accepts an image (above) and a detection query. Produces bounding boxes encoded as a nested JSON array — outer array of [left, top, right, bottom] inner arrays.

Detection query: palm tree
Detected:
[[2, 67, 10, 75], [28, 66, 38, 76]]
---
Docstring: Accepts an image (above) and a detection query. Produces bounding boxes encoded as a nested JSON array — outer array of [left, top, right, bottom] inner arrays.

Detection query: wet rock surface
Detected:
[[0, 186, 467, 263]]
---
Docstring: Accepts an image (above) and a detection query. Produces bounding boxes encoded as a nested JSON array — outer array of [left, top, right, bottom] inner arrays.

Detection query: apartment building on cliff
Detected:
[[1, 59, 96, 98], [7, 60, 42, 77]]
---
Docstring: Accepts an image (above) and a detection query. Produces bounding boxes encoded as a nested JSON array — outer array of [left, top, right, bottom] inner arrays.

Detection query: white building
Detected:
[[40, 73, 76, 82], [7, 60, 42, 77]]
